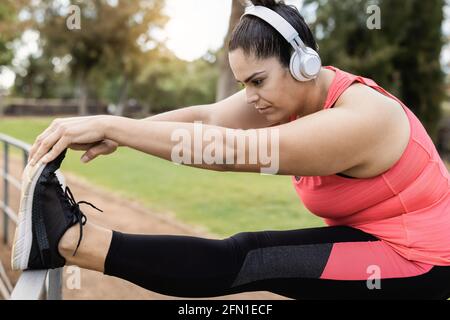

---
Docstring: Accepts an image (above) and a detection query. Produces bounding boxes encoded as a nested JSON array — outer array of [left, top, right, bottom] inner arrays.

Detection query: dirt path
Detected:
[[0, 156, 286, 300]]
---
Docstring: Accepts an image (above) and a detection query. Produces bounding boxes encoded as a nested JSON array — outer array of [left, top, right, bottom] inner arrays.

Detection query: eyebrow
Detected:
[[236, 71, 266, 84]]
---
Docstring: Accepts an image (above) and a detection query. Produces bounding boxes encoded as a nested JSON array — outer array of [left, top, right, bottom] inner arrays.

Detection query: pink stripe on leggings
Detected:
[[320, 240, 433, 280]]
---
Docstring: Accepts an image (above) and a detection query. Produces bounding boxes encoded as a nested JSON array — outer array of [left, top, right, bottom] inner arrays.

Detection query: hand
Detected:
[[71, 139, 119, 163], [28, 115, 113, 166]]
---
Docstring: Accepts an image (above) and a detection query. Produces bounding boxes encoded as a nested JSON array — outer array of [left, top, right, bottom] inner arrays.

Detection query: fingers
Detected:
[[28, 116, 113, 166], [30, 128, 68, 166], [80, 140, 118, 163], [28, 117, 86, 162], [41, 136, 70, 164], [100, 140, 119, 155], [69, 143, 97, 151], [28, 122, 59, 162]]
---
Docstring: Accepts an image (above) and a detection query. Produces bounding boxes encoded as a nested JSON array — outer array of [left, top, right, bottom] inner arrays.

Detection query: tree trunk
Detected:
[[142, 102, 152, 117], [77, 71, 89, 116], [215, 0, 245, 102], [114, 75, 129, 117]]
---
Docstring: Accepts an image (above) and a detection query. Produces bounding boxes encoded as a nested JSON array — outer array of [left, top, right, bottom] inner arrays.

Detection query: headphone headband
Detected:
[[243, 5, 308, 51], [241, 4, 321, 81]]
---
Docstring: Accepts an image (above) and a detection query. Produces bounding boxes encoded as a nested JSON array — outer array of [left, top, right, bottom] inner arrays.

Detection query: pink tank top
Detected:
[[290, 66, 450, 266]]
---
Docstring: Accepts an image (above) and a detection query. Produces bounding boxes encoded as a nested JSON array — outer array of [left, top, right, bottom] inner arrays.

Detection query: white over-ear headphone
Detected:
[[242, 5, 322, 82]]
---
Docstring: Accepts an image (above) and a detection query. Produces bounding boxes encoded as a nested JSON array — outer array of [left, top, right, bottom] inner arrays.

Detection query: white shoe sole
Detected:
[[11, 161, 66, 271]]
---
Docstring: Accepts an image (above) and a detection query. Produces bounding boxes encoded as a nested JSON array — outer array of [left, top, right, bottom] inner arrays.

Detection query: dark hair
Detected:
[[229, 0, 317, 68]]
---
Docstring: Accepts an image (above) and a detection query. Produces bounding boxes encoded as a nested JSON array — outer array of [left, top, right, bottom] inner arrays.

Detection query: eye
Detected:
[[252, 79, 264, 87]]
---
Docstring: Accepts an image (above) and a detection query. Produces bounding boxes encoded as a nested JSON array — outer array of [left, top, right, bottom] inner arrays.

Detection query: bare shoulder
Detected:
[[334, 83, 411, 178]]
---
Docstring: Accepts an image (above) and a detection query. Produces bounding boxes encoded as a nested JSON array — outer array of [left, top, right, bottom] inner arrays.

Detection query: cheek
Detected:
[[269, 92, 288, 109], [260, 87, 280, 103], [266, 81, 286, 101]]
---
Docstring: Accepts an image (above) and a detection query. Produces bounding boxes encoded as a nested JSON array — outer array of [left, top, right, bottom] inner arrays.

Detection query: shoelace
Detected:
[[63, 186, 103, 256]]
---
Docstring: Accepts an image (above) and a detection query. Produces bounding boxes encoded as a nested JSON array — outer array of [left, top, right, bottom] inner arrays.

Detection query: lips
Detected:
[[256, 106, 272, 113]]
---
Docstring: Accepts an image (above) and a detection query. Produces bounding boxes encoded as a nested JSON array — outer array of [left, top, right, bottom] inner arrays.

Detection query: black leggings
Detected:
[[104, 226, 450, 300]]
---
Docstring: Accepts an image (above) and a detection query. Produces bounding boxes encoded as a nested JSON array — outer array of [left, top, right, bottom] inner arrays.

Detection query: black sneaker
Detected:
[[11, 149, 102, 270]]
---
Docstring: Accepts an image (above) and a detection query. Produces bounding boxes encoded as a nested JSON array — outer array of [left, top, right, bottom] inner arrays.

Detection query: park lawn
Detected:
[[1, 117, 323, 237]]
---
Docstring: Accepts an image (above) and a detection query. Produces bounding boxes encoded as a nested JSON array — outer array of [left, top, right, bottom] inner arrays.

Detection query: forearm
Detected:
[[104, 116, 276, 173], [107, 116, 230, 171], [140, 104, 212, 124]]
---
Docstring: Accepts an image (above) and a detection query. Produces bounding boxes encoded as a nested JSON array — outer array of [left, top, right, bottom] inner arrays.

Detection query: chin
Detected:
[[265, 109, 284, 120], [265, 113, 284, 124]]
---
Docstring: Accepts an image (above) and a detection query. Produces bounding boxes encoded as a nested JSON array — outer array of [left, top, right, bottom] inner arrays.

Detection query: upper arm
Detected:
[[206, 89, 275, 129], [276, 105, 390, 177]]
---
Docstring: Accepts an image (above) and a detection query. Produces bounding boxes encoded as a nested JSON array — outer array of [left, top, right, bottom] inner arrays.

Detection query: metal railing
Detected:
[[0, 133, 62, 300]]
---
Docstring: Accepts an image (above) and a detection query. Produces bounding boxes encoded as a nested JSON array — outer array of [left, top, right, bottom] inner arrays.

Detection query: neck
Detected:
[[298, 68, 335, 117]]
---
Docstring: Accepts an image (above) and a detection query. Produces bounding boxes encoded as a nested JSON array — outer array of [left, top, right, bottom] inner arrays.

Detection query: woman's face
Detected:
[[229, 48, 304, 123]]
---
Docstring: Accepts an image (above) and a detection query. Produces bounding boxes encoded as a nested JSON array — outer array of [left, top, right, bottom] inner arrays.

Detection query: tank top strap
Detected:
[[323, 66, 371, 109], [330, 67, 405, 108], [289, 66, 384, 121]]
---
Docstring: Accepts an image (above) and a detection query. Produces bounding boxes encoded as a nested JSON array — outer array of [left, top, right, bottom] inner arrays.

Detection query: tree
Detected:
[[394, 0, 445, 139], [215, 0, 245, 101], [31, 0, 168, 115], [131, 46, 219, 115], [0, 0, 25, 67], [0, 0, 27, 112], [306, 0, 445, 140], [13, 54, 75, 99]]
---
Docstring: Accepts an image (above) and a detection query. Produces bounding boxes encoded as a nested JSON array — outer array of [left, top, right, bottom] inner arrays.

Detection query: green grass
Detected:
[[0, 117, 323, 237]]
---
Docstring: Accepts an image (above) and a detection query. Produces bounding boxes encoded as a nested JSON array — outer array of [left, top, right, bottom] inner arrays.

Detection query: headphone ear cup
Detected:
[[290, 48, 321, 82], [289, 51, 307, 82], [303, 48, 322, 79]]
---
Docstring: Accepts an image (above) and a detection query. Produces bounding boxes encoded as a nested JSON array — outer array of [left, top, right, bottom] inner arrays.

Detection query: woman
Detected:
[[12, 0, 450, 299]]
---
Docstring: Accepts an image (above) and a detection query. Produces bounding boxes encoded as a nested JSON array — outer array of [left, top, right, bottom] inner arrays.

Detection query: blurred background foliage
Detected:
[[306, 0, 446, 140], [0, 0, 449, 142]]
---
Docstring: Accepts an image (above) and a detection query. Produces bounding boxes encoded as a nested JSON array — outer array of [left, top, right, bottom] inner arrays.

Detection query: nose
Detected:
[[246, 89, 259, 105]]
